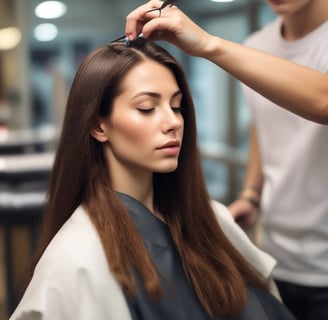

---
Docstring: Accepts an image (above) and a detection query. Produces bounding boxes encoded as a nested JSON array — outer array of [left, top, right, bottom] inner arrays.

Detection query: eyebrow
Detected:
[[131, 89, 182, 100]]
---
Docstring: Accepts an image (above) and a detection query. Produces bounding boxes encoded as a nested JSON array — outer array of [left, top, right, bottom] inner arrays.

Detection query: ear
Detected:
[[90, 119, 109, 143]]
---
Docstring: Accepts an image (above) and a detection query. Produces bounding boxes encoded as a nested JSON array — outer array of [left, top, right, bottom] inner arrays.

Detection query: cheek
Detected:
[[110, 114, 152, 144]]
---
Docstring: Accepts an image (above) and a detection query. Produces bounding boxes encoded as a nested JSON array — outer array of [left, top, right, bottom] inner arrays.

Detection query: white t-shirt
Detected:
[[10, 202, 275, 320], [243, 17, 328, 286]]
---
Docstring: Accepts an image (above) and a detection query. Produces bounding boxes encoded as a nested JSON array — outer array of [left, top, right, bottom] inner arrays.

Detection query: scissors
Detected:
[[111, 0, 176, 43], [147, 0, 176, 17]]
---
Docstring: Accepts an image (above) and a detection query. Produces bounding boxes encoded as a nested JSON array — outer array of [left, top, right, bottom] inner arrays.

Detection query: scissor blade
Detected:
[[146, 0, 176, 13], [160, 0, 176, 10]]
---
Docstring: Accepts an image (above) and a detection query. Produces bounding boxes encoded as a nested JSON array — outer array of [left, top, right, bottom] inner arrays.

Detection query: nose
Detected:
[[161, 106, 183, 133]]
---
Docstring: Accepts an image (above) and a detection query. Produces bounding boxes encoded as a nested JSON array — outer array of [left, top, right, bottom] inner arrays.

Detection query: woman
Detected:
[[10, 38, 294, 319]]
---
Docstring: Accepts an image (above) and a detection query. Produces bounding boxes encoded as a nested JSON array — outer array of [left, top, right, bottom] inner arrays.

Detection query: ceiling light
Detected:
[[0, 27, 22, 50], [34, 23, 58, 41], [35, 1, 67, 19], [210, 0, 236, 2]]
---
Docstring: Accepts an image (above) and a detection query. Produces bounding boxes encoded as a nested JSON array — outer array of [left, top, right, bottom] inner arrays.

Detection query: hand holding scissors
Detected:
[[146, 0, 176, 17], [124, 0, 213, 57], [112, 0, 176, 43]]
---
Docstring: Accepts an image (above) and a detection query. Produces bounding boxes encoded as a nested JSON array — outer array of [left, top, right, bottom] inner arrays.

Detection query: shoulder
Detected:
[[210, 199, 243, 236], [34, 206, 116, 295], [30, 206, 107, 283], [210, 199, 276, 279], [10, 206, 131, 320], [210, 199, 234, 222], [39, 206, 103, 267]]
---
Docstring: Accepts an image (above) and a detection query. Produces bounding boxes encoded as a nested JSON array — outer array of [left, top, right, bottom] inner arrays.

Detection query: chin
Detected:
[[155, 163, 179, 173], [267, 2, 293, 15]]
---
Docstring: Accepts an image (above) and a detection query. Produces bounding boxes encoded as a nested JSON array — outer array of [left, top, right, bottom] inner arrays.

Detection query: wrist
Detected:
[[202, 36, 224, 61], [240, 196, 260, 209], [239, 186, 261, 209], [241, 186, 261, 196]]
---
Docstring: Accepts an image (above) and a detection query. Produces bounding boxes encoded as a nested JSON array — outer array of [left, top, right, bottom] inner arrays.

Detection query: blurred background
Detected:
[[0, 0, 276, 318]]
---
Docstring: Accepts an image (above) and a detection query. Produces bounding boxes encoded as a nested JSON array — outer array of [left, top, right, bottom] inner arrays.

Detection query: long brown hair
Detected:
[[36, 38, 268, 318]]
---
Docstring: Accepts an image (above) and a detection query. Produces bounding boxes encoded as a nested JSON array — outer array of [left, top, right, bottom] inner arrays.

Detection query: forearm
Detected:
[[240, 124, 263, 206], [203, 36, 328, 124], [125, 2, 328, 124]]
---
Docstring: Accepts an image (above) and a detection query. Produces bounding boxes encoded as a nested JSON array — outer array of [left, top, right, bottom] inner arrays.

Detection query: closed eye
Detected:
[[172, 106, 182, 113], [137, 108, 155, 114]]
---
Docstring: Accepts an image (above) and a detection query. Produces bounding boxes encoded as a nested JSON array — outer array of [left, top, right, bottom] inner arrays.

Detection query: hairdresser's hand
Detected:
[[228, 199, 258, 229], [125, 0, 216, 57]]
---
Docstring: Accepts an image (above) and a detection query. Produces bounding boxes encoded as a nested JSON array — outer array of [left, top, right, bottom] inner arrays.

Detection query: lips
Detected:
[[158, 140, 180, 149], [157, 140, 181, 156], [268, 0, 285, 5]]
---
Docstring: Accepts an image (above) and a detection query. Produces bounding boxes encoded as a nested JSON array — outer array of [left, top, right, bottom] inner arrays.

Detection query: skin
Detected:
[[267, 0, 314, 17], [229, 125, 262, 228], [124, 0, 328, 124], [266, 0, 327, 40], [229, 0, 328, 226], [123, 0, 328, 226], [91, 58, 183, 214]]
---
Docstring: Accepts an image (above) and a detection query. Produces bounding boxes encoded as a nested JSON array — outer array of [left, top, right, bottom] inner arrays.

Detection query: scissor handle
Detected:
[[147, 0, 176, 15], [160, 0, 176, 10]]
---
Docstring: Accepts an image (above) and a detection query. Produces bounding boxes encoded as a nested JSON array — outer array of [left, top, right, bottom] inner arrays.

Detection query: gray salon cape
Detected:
[[10, 194, 294, 320]]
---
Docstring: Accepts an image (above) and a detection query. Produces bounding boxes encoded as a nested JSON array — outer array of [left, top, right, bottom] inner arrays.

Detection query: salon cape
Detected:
[[10, 200, 276, 320]]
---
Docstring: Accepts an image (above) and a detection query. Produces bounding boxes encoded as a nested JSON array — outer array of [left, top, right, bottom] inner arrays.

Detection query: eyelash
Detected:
[[137, 108, 155, 114], [137, 106, 182, 114], [172, 106, 182, 113]]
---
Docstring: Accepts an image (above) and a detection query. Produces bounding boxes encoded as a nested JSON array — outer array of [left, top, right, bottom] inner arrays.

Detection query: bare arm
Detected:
[[243, 124, 263, 195], [125, 1, 328, 124], [205, 38, 328, 124], [229, 124, 263, 228]]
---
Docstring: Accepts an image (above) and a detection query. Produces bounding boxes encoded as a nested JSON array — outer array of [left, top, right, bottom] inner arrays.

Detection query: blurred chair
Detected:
[[0, 125, 58, 155], [0, 151, 54, 316]]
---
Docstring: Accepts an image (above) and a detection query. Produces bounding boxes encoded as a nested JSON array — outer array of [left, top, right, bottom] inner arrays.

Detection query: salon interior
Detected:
[[0, 0, 275, 318]]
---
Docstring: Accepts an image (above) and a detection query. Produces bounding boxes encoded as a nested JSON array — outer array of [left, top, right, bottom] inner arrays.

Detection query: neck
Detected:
[[110, 164, 155, 213], [281, 1, 328, 40]]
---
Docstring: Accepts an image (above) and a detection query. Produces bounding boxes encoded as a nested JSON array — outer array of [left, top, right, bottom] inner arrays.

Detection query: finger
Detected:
[[235, 215, 250, 228], [125, 1, 164, 39], [143, 4, 186, 37], [140, 16, 178, 39]]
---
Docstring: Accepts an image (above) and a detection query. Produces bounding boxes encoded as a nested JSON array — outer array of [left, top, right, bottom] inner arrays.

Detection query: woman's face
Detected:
[[266, 0, 312, 16], [97, 58, 184, 177]]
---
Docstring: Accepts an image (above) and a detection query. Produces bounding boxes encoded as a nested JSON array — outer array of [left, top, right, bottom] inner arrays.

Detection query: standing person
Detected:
[[228, 1, 328, 319], [9, 36, 294, 319]]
